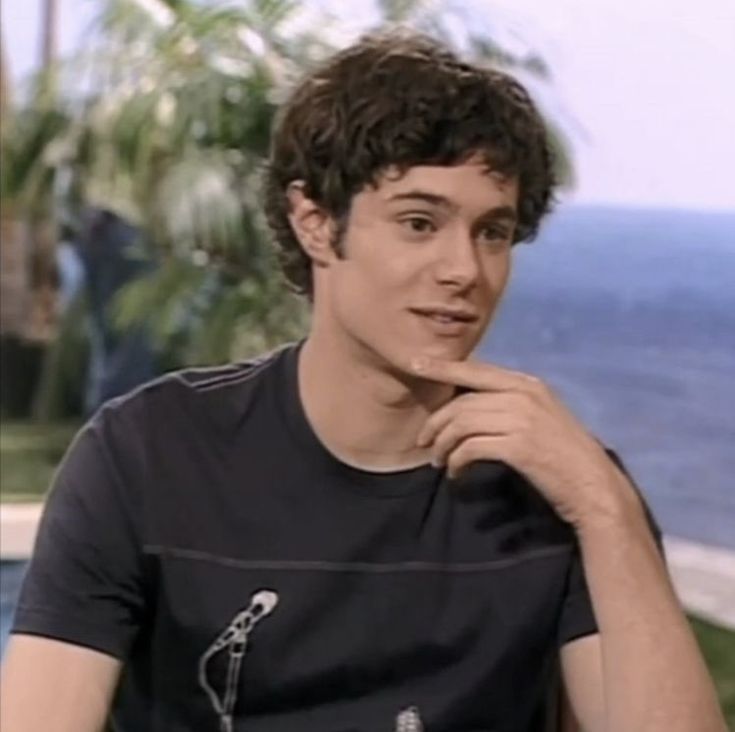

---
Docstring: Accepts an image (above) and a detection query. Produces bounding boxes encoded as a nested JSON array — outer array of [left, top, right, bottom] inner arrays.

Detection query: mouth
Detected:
[[408, 306, 479, 337], [408, 307, 479, 324]]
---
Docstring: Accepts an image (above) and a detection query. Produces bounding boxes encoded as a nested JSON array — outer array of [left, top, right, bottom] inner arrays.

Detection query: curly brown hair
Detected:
[[264, 29, 557, 298]]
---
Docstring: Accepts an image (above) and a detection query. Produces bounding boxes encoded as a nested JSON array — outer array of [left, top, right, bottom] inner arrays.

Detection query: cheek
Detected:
[[479, 249, 512, 294], [498, 255, 512, 289], [473, 253, 512, 329], [328, 259, 387, 322], [338, 242, 417, 302], [487, 249, 513, 286]]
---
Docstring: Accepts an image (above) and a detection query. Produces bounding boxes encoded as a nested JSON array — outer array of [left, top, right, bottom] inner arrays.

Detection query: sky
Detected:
[[3, 0, 735, 212]]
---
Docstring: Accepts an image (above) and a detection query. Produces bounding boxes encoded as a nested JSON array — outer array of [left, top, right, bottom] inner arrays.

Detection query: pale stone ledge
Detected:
[[663, 536, 735, 631], [0, 503, 42, 560]]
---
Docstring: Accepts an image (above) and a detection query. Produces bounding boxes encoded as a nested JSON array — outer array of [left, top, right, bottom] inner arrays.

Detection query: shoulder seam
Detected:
[[192, 356, 279, 392], [190, 342, 293, 392]]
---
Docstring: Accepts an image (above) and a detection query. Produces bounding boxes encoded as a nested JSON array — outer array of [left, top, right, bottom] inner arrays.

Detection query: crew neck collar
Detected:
[[275, 340, 442, 497]]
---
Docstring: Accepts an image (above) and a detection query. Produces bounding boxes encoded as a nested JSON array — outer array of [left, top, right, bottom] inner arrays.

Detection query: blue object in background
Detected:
[[0, 562, 28, 657], [75, 208, 157, 415]]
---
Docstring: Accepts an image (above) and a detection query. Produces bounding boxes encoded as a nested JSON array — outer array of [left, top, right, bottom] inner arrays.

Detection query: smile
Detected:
[[409, 307, 478, 336], [409, 307, 479, 323]]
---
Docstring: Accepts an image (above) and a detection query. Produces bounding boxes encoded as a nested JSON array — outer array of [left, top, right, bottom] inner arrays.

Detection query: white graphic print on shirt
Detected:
[[394, 705, 424, 731], [198, 590, 279, 732], [197, 588, 425, 731]]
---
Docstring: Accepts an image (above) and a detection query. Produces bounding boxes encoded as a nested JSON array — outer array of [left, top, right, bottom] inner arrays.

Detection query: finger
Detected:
[[445, 434, 514, 479], [417, 392, 526, 447], [431, 411, 518, 467], [411, 356, 532, 392], [416, 393, 481, 447]]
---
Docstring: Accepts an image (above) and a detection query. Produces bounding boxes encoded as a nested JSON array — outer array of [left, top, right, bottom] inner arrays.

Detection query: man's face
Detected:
[[314, 157, 519, 374]]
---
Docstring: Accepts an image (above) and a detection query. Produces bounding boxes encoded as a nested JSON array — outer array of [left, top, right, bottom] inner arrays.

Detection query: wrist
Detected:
[[572, 468, 646, 537]]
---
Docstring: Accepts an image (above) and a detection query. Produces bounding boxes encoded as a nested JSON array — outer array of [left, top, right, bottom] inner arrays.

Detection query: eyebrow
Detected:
[[386, 191, 518, 223]]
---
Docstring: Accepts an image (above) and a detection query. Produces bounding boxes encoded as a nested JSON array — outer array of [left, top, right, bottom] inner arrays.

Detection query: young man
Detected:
[[0, 30, 726, 732]]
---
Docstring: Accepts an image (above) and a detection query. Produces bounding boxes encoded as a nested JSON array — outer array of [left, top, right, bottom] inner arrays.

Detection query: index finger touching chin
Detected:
[[410, 356, 521, 392]]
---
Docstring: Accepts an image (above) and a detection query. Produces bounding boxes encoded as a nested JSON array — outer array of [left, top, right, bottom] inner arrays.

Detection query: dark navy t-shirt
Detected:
[[12, 341, 661, 731]]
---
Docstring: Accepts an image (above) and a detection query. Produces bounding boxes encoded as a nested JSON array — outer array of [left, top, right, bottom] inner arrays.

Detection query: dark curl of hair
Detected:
[[264, 29, 557, 298]]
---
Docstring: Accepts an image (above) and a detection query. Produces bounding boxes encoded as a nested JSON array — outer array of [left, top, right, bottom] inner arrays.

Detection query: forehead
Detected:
[[366, 158, 518, 211]]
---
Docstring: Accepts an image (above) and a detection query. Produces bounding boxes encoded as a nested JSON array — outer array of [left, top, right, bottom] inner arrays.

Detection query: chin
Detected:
[[421, 328, 482, 359], [381, 336, 475, 380], [422, 340, 475, 362], [347, 322, 478, 378]]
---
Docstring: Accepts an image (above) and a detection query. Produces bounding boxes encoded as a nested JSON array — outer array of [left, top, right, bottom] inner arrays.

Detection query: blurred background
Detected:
[[1, 0, 733, 722]]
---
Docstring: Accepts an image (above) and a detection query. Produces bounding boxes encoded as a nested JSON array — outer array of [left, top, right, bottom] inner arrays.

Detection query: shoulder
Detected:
[[86, 342, 296, 457]]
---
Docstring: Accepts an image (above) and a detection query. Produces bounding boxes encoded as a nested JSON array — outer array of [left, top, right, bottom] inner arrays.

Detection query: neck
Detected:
[[298, 327, 454, 472]]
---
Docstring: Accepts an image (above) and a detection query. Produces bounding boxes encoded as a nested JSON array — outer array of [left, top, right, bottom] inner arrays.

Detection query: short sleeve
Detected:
[[556, 447, 665, 647], [11, 413, 147, 660]]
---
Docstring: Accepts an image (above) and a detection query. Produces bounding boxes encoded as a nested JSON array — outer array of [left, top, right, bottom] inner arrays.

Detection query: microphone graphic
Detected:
[[395, 706, 424, 732], [198, 590, 280, 732]]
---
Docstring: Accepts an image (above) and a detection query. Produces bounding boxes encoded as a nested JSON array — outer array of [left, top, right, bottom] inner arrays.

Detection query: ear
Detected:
[[286, 181, 339, 268]]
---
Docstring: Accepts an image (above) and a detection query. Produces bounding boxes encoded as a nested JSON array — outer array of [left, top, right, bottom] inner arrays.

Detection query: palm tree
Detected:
[[1, 10, 68, 416], [40, 0, 59, 71], [0, 26, 24, 341], [8, 0, 573, 378], [60, 0, 318, 365], [24, 0, 62, 347]]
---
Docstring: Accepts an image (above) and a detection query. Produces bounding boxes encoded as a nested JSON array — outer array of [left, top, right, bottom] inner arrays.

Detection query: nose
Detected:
[[433, 228, 480, 292]]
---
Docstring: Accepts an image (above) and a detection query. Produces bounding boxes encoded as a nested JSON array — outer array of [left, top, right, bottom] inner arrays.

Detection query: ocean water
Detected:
[[0, 561, 26, 657], [479, 204, 735, 548]]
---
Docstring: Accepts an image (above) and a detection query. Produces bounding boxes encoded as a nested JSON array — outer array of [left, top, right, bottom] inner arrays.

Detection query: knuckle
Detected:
[[515, 415, 532, 436], [454, 394, 479, 413], [447, 452, 461, 473], [426, 415, 441, 434], [523, 374, 547, 396], [507, 436, 527, 462], [460, 411, 478, 430], [464, 437, 483, 460], [452, 439, 472, 464], [436, 426, 455, 454]]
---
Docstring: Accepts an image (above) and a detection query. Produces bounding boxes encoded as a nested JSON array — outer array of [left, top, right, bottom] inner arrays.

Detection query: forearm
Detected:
[[0, 635, 119, 732], [576, 480, 727, 732]]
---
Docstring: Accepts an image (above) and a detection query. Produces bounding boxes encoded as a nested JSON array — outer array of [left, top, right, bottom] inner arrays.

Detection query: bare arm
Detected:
[[0, 635, 121, 732], [562, 482, 726, 732], [559, 635, 604, 732], [407, 357, 725, 730]]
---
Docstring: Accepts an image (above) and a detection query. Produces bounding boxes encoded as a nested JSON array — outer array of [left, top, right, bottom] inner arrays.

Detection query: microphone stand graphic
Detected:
[[198, 590, 279, 732]]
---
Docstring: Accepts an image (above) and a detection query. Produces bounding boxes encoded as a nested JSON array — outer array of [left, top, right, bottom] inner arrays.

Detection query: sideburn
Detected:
[[330, 211, 351, 260]]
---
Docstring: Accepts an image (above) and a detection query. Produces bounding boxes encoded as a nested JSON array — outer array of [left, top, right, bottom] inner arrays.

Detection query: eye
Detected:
[[478, 225, 512, 245], [400, 216, 437, 235]]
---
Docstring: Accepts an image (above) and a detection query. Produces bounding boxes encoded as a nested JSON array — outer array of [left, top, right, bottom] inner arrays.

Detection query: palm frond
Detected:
[[153, 151, 244, 258]]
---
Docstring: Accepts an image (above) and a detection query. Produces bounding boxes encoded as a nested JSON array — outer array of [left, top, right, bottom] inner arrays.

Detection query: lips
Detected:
[[408, 306, 479, 323], [409, 306, 479, 337]]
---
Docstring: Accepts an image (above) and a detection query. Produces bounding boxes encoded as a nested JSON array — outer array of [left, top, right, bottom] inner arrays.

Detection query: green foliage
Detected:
[[689, 616, 735, 726], [32, 293, 90, 421], [0, 104, 69, 210], [0, 420, 81, 502]]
